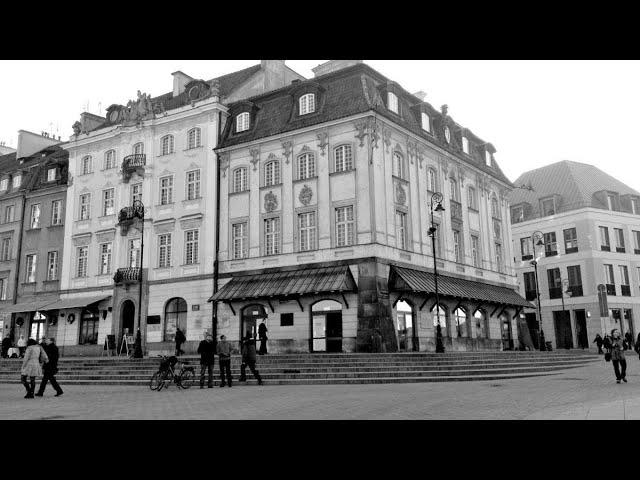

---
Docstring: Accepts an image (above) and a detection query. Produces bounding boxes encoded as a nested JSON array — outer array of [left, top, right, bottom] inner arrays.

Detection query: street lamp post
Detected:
[[530, 230, 545, 351], [133, 200, 144, 359], [428, 192, 446, 353]]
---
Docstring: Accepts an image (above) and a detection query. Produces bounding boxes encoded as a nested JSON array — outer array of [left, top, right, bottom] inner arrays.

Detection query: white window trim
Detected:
[[387, 92, 398, 114], [185, 169, 201, 200], [333, 144, 354, 173], [299, 93, 316, 115], [159, 175, 174, 205], [421, 112, 431, 133], [187, 128, 201, 149], [184, 229, 200, 265], [232, 167, 249, 193], [236, 112, 250, 132]]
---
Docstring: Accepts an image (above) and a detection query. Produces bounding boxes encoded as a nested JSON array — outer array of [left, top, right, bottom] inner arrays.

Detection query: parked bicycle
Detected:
[[149, 355, 195, 391]]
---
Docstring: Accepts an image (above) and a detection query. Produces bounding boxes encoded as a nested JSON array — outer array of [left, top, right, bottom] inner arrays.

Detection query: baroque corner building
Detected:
[[210, 60, 531, 353]]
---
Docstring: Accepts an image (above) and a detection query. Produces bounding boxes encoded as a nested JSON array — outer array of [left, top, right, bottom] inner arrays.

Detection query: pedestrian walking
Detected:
[[258, 320, 268, 355], [216, 335, 232, 387], [603, 334, 612, 352], [238, 334, 263, 385], [1, 335, 11, 358], [17, 335, 26, 358], [625, 331, 634, 351], [609, 329, 628, 384], [197, 333, 216, 389], [20, 338, 48, 399], [175, 327, 186, 357], [35, 338, 63, 397], [593, 333, 604, 354]]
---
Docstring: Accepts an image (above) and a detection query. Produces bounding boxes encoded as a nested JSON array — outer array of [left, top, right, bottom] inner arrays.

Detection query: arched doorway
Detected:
[[431, 304, 448, 337], [474, 309, 489, 339], [453, 307, 469, 338], [396, 300, 417, 351], [241, 304, 268, 341], [164, 298, 187, 342], [121, 300, 135, 339], [311, 300, 343, 353]]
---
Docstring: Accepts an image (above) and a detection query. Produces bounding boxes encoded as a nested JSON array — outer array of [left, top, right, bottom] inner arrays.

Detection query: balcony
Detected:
[[117, 204, 144, 235], [616, 247, 626, 253], [606, 283, 616, 296], [545, 244, 558, 257], [450, 200, 463, 222], [113, 267, 141, 284], [525, 289, 538, 301], [621, 285, 631, 296], [121, 154, 146, 183]]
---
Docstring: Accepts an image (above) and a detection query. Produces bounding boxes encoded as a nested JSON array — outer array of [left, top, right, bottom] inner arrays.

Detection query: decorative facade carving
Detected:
[[299, 184, 313, 206], [281, 140, 292, 164], [370, 120, 379, 149], [395, 183, 407, 205], [316, 132, 329, 156], [354, 120, 368, 147], [267, 152, 278, 161], [416, 145, 426, 169], [219, 153, 230, 178], [382, 127, 392, 152], [457, 165, 466, 187], [250, 148, 260, 171], [264, 191, 278, 212]]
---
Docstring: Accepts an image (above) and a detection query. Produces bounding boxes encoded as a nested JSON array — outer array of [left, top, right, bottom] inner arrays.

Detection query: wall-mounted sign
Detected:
[[192, 305, 200, 311]]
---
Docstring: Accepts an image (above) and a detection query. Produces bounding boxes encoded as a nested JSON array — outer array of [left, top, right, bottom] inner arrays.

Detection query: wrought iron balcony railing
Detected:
[[117, 204, 144, 235], [114, 267, 141, 284], [121, 154, 146, 183]]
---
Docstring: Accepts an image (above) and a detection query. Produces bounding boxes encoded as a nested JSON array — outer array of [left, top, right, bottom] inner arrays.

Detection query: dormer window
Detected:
[[236, 112, 250, 132], [541, 198, 556, 216], [13, 174, 22, 188], [1, 178, 8, 191], [387, 92, 398, 114], [485, 150, 492, 166], [299, 94, 316, 115], [607, 193, 616, 211], [462, 137, 469, 154], [47, 167, 56, 182], [421, 112, 431, 133], [632, 198, 639, 214]]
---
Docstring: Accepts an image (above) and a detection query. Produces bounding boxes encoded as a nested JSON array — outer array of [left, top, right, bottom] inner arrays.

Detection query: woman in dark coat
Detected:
[[175, 328, 186, 357], [36, 338, 63, 397], [593, 334, 604, 354], [258, 321, 268, 355], [610, 329, 627, 384]]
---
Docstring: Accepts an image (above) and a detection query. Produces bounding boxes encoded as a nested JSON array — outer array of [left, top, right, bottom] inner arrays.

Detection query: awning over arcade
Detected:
[[0, 301, 51, 314], [389, 266, 533, 312], [39, 295, 112, 311]]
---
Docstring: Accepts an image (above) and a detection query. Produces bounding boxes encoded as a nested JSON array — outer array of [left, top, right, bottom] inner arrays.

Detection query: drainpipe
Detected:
[[211, 110, 223, 347], [11, 192, 27, 339]]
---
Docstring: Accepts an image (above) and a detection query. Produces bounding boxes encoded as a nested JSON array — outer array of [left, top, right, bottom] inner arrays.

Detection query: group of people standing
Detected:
[[19, 337, 63, 398], [594, 330, 640, 384]]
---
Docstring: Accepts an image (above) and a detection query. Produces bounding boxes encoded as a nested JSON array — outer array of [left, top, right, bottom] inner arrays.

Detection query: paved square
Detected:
[[1, 355, 639, 420]]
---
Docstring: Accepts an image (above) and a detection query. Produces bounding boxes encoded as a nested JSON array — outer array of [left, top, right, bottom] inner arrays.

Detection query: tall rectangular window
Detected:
[[30, 204, 41, 229], [334, 145, 353, 172], [511, 206, 524, 224], [421, 112, 430, 132], [614, 228, 625, 252], [495, 243, 503, 273], [79, 193, 91, 220], [131, 183, 142, 205], [128, 239, 141, 268], [521, 237, 533, 260], [453, 229, 461, 262], [633, 198, 640, 214], [523, 271, 537, 301], [544, 232, 558, 257], [607, 194, 616, 211], [541, 198, 556, 216], [387, 92, 398, 113], [335, 206, 354, 247], [232, 222, 248, 259], [25, 254, 37, 283], [81, 156, 92, 175], [51, 200, 62, 225], [187, 128, 201, 149], [563, 227, 578, 253], [185, 230, 199, 264], [12, 175, 21, 189], [4, 205, 14, 223], [299, 212, 317, 252], [76, 246, 88, 277], [186, 170, 201, 200], [102, 189, 115, 216], [547, 268, 562, 299], [264, 218, 280, 256], [462, 136, 469, 154], [0, 278, 5, 300], [620, 265, 631, 296], [298, 154, 315, 180], [158, 234, 172, 268], [46, 251, 58, 281], [99, 243, 112, 275], [160, 176, 173, 205], [600, 226, 610, 250], [1, 238, 10, 261], [104, 150, 116, 170], [604, 264, 615, 296], [47, 167, 56, 182], [634, 230, 640, 253], [471, 235, 480, 268], [0, 178, 7, 191], [396, 211, 408, 250], [233, 168, 248, 192], [567, 265, 583, 297]]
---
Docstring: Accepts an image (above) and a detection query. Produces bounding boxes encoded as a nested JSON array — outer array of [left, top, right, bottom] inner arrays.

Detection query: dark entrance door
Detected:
[[241, 305, 267, 340], [501, 315, 513, 350], [525, 312, 539, 349], [553, 310, 573, 349], [325, 312, 343, 352], [121, 300, 135, 340], [574, 309, 588, 349]]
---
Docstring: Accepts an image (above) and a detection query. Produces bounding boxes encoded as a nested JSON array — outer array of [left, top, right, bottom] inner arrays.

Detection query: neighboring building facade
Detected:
[[509, 160, 640, 351], [57, 61, 304, 355], [211, 60, 530, 354]]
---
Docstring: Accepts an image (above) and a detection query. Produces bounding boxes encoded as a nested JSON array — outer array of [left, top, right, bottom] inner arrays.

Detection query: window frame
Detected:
[[298, 211, 317, 252], [184, 229, 199, 265], [264, 160, 281, 187], [51, 200, 62, 226], [393, 151, 406, 180], [471, 234, 480, 268], [511, 205, 524, 224], [232, 167, 249, 193], [333, 144, 354, 173], [387, 92, 399, 114], [133, 142, 144, 155], [297, 152, 316, 180], [46, 167, 56, 182], [427, 168, 438, 193], [185, 169, 201, 200], [236, 112, 250, 133], [102, 188, 115, 216], [395, 210, 408, 251], [80, 156, 92, 175], [158, 233, 172, 268], [25, 253, 37, 283], [104, 149, 116, 170], [160, 135, 175, 156], [263, 217, 281, 256], [187, 127, 201, 150], [99, 242, 112, 276], [79, 193, 91, 220], [159, 175, 174, 205], [30, 204, 41, 229], [421, 112, 431, 133], [231, 221, 248, 259], [334, 205, 355, 248], [563, 227, 578, 254], [299, 93, 316, 115]]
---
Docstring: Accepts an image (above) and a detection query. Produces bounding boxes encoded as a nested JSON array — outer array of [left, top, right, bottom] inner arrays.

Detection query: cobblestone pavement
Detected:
[[1, 355, 639, 420]]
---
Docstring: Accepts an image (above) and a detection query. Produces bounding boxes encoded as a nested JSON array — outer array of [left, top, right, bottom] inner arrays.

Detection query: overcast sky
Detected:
[[1, 60, 638, 191]]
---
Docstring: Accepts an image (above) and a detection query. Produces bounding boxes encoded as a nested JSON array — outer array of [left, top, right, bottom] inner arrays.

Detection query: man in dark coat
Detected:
[[216, 335, 232, 387], [1, 336, 12, 358], [175, 328, 186, 357], [197, 334, 216, 389], [35, 337, 63, 397], [238, 335, 263, 385], [625, 331, 634, 351], [593, 333, 604, 354], [258, 320, 268, 355]]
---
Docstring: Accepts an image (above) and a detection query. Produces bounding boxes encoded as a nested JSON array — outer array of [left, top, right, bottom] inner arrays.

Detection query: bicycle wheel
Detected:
[[158, 370, 172, 391], [149, 371, 163, 391], [179, 369, 195, 389]]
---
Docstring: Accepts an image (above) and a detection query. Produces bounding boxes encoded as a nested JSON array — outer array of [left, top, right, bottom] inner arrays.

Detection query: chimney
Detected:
[[16, 130, 60, 160], [312, 60, 363, 77], [413, 91, 427, 102], [172, 71, 193, 97]]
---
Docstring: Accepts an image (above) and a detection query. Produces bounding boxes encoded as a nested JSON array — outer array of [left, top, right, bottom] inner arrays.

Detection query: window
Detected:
[[4, 205, 14, 223], [614, 228, 625, 252], [47, 167, 56, 182], [454, 308, 468, 338], [299, 93, 316, 115], [25, 254, 37, 283], [607, 194, 616, 211], [493, 219, 502, 240], [104, 150, 116, 170], [51, 200, 62, 225], [79, 193, 91, 220], [634, 230, 640, 254], [81, 156, 92, 175], [102, 189, 115, 216], [599, 226, 610, 251], [12, 174, 22, 189], [475, 310, 489, 339], [524, 272, 537, 301], [335, 206, 354, 247], [544, 232, 558, 257], [393, 152, 406, 179], [564, 228, 578, 253], [462, 136, 469, 154], [450, 178, 459, 202], [396, 211, 408, 250], [298, 153, 315, 180], [99, 243, 112, 275], [233, 167, 248, 192], [299, 212, 317, 252], [604, 264, 615, 295], [444, 126, 451, 143], [547, 268, 562, 299], [491, 196, 500, 218], [511, 206, 524, 224], [620, 265, 631, 296], [187, 128, 201, 149], [541, 198, 556, 216], [232, 222, 248, 259], [264, 218, 280, 256], [0, 178, 7, 191], [387, 92, 398, 113], [521, 237, 533, 260], [79, 310, 99, 345], [427, 168, 437, 192], [160, 135, 174, 156], [280, 313, 294, 327], [495, 243, 503, 272], [164, 297, 187, 342], [334, 145, 353, 172], [186, 169, 201, 200], [264, 161, 280, 187], [158, 234, 172, 268], [1, 238, 10, 261], [128, 239, 141, 268], [185, 230, 199, 264], [30, 204, 41, 229], [471, 235, 480, 268], [467, 186, 477, 210], [0, 278, 5, 300], [432, 304, 447, 337], [131, 183, 142, 205], [46, 251, 58, 281], [453, 229, 461, 262], [133, 142, 144, 155], [236, 112, 250, 132], [421, 112, 431, 132], [159, 176, 173, 205], [76, 246, 88, 277], [485, 150, 492, 166], [567, 265, 583, 297]]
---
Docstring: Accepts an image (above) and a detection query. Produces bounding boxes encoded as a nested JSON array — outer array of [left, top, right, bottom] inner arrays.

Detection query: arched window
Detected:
[[299, 93, 316, 115], [450, 178, 459, 202], [264, 160, 280, 186], [297, 153, 315, 180], [393, 152, 406, 179], [491, 195, 500, 218], [187, 127, 201, 149], [233, 167, 248, 193], [396, 300, 414, 351], [428, 168, 437, 192], [462, 136, 469, 154], [474, 309, 489, 339], [160, 135, 174, 155], [104, 150, 116, 170], [164, 297, 187, 342], [133, 142, 144, 155], [454, 307, 468, 338], [236, 112, 250, 132], [485, 150, 492, 166], [467, 186, 477, 209], [334, 144, 353, 172], [81, 155, 92, 175], [431, 304, 447, 337]]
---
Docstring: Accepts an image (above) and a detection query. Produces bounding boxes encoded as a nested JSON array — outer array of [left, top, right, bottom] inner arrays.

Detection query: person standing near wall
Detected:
[[217, 335, 232, 387], [175, 327, 186, 357], [258, 320, 268, 355], [17, 335, 26, 358], [197, 334, 216, 389]]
